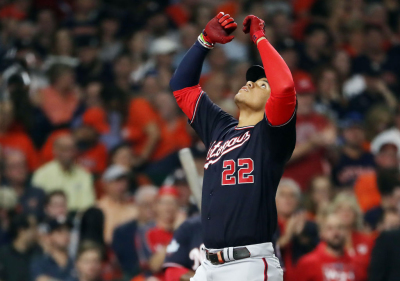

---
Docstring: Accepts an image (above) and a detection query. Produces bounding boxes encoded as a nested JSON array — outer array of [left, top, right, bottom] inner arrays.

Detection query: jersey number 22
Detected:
[[222, 158, 254, 185]]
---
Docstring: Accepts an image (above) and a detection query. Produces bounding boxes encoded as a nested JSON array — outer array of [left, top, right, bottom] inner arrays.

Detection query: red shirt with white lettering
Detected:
[[295, 243, 361, 281]]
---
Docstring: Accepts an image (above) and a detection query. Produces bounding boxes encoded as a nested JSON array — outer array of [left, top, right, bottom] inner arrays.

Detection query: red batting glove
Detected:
[[198, 12, 238, 49], [242, 15, 265, 44]]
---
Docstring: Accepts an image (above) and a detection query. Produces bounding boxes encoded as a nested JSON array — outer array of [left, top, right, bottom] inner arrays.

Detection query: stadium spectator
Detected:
[[32, 134, 95, 211], [37, 64, 82, 126], [30, 218, 75, 281], [112, 185, 158, 280], [364, 169, 400, 231], [97, 165, 137, 244], [284, 75, 336, 190], [304, 175, 333, 221], [375, 208, 400, 233], [298, 23, 331, 72], [368, 228, 400, 281], [354, 138, 400, 212], [295, 213, 362, 281], [2, 150, 46, 219], [329, 194, 375, 280], [0, 214, 39, 281], [0, 188, 19, 247], [276, 178, 319, 281], [66, 241, 104, 281], [163, 215, 203, 281], [145, 186, 180, 279], [0, 100, 41, 171], [74, 125, 108, 176], [348, 69, 397, 117], [314, 67, 347, 120], [44, 190, 68, 220], [331, 113, 375, 188]]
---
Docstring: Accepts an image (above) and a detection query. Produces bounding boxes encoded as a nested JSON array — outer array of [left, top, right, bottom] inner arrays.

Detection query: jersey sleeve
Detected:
[[174, 86, 235, 147], [163, 220, 193, 269], [263, 107, 296, 164]]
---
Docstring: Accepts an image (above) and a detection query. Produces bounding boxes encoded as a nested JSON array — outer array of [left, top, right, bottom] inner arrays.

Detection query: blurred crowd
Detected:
[[1, 0, 400, 280]]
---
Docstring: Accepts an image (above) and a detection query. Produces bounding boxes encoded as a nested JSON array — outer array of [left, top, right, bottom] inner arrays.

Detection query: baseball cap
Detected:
[[150, 37, 179, 56], [371, 129, 400, 157], [158, 186, 179, 198], [294, 75, 316, 95], [246, 65, 267, 83], [102, 165, 129, 182], [82, 107, 110, 134], [339, 112, 364, 129]]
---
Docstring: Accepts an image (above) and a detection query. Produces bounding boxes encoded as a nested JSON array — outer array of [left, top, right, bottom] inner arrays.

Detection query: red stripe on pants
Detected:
[[262, 258, 268, 281]]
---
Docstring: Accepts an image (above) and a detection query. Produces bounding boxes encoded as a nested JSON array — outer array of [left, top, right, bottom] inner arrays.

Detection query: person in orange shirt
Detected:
[[0, 100, 40, 171], [38, 64, 81, 126], [74, 125, 108, 176], [124, 92, 191, 165], [153, 92, 192, 150], [354, 142, 400, 212]]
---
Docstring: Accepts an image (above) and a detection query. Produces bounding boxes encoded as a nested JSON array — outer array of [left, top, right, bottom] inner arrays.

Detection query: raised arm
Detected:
[[243, 15, 296, 126], [170, 12, 237, 120]]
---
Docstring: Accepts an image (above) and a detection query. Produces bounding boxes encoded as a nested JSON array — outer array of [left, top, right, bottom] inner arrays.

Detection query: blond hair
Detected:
[[328, 192, 364, 230]]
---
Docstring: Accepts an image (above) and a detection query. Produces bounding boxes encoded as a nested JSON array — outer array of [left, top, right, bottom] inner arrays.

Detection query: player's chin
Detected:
[[234, 91, 244, 104]]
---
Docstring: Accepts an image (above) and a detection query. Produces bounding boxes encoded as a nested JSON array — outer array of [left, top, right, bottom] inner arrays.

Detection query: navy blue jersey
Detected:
[[164, 215, 204, 271], [170, 39, 297, 250], [190, 92, 296, 248]]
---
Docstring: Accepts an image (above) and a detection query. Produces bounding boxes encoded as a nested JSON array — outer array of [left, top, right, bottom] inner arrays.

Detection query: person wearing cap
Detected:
[[97, 165, 138, 244], [74, 35, 104, 86], [144, 186, 179, 279], [354, 138, 400, 213], [364, 169, 400, 231], [73, 125, 108, 177], [170, 13, 296, 281], [347, 65, 396, 117], [32, 134, 95, 212], [283, 74, 337, 190], [30, 218, 75, 281], [331, 113, 375, 188], [0, 214, 39, 281]]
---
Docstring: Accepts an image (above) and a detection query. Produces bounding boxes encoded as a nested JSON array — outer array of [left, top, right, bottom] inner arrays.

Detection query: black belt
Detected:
[[205, 247, 251, 265]]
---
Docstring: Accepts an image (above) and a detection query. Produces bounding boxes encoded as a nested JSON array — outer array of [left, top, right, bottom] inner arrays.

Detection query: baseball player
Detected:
[[170, 12, 297, 281], [163, 215, 204, 281]]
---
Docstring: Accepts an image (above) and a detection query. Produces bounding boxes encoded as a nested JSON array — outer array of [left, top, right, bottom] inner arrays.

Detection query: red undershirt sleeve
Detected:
[[257, 38, 297, 126]]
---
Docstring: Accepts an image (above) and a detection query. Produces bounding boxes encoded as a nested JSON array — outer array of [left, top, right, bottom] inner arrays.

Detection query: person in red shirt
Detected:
[[295, 213, 361, 281], [0, 100, 40, 171], [145, 186, 180, 280], [283, 75, 337, 190], [329, 193, 374, 281]]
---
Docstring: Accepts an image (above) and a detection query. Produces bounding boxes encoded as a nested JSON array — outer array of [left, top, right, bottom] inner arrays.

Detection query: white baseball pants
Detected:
[[191, 242, 283, 281]]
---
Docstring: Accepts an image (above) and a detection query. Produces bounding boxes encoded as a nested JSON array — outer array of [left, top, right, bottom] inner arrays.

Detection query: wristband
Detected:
[[252, 30, 265, 44], [198, 30, 214, 49]]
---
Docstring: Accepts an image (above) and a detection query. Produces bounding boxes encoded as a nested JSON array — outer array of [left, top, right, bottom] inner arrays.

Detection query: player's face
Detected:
[[235, 79, 271, 112]]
